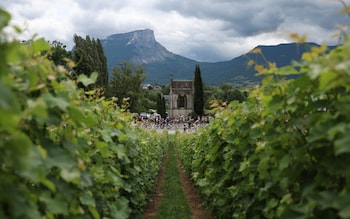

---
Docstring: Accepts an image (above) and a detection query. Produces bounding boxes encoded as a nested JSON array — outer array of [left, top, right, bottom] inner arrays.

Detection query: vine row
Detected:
[[178, 38, 350, 218], [0, 9, 166, 219]]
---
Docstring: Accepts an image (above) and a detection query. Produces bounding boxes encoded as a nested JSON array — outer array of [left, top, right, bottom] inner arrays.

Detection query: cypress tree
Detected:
[[156, 93, 167, 118], [73, 34, 108, 90], [73, 35, 93, 78], [193, 64, 204, 116], [96, 39, 108, 88]]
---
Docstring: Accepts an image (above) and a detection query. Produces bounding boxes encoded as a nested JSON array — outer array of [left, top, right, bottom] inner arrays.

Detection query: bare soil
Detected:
[[176, 156, 215, 219], [143, 152, 215, 219], [143, 153, 168, 219]]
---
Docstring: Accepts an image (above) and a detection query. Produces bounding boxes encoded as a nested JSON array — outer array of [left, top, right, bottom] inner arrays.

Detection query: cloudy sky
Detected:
[[1, 0, 349, 62]]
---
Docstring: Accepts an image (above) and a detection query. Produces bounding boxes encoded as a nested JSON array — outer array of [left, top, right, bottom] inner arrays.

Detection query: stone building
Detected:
[[169, 79, 194, 118]]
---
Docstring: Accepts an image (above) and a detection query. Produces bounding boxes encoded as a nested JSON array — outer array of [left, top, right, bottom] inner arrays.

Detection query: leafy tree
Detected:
[[138, 90, 157, 113], [218, 83, 245, 103], [48, 40, 72, 66], [203, 85, 218, 109], [162, 84, 170, 95], [193, 64, 204, 116], [108, 62, 146, 112], [204, 84, 246, 109]]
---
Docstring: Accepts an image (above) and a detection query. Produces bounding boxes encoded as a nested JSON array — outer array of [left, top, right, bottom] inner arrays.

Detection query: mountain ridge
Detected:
[[101, 29, 336, 86]]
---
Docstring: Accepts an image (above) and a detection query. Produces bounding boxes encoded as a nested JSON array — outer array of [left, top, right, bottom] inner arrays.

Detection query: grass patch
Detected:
[[156, 137, 191, 219]]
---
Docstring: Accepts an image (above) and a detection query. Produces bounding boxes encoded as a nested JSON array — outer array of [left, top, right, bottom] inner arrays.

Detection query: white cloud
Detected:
[[1, 0, 349, 62]]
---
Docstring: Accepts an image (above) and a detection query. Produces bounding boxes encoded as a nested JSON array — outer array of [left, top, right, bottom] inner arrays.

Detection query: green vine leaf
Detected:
[[31, 38, 51, 53], [77, 72, 98, 87]]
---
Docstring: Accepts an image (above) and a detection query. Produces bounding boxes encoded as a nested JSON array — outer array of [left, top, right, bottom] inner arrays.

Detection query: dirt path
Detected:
[[143, 153, 168, 219], [176, 156, 215, 219], [143, 151, 215, 219]]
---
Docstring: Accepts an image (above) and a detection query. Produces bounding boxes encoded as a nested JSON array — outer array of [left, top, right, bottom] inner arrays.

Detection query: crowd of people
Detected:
[[133, 113, 211, 132]]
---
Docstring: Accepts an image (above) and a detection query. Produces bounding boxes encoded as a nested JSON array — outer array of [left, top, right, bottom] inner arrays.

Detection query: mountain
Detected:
[[101, 29, 198, 84], [198, 42, 334, 87], [101, 29, 336, 86], [101, 29, 176, 64]]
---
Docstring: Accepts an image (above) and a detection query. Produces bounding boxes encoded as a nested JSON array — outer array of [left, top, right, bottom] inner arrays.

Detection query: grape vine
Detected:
[[177, 38, 350, 218], [0, 9, 166, 219]]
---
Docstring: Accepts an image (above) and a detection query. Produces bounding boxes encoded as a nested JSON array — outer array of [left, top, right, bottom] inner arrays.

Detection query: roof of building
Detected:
[[171, 80, 193, 89]]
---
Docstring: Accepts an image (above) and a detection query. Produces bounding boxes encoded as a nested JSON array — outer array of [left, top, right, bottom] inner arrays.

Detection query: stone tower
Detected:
[[169, 78, 194, 118]]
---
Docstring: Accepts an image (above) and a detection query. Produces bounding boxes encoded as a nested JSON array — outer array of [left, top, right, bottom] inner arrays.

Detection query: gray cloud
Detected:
[[1, 0, 349, 62]]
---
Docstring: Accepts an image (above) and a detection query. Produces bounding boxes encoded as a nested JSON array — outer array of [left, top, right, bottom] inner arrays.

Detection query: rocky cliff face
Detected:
[[102, 29, 174, 64]]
